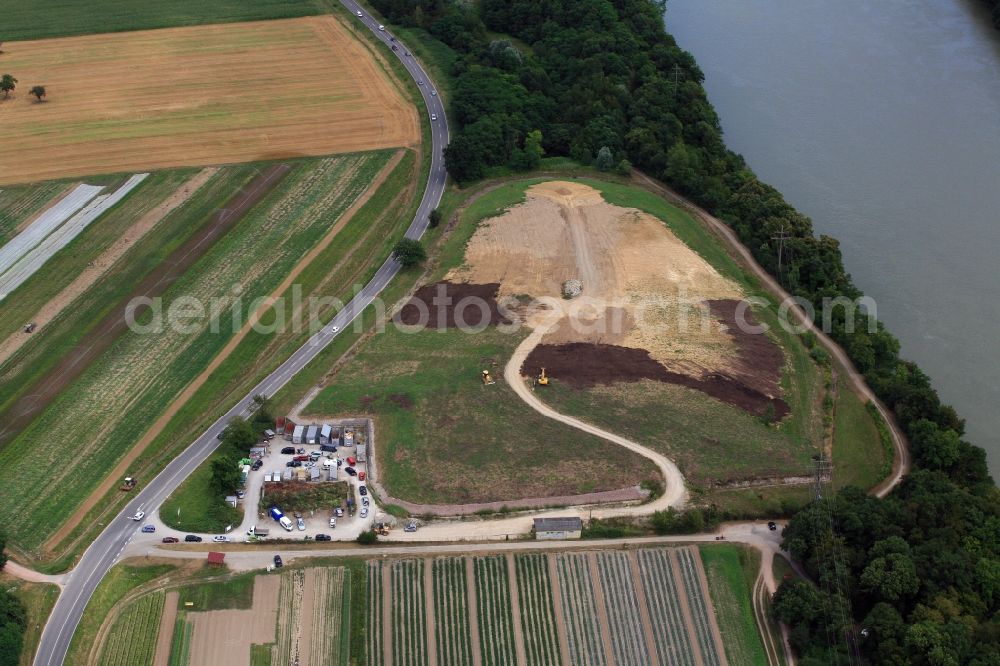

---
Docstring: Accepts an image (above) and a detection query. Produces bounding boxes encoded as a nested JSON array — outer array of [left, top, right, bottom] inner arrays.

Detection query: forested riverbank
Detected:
[[371, 0, 1000, 661]]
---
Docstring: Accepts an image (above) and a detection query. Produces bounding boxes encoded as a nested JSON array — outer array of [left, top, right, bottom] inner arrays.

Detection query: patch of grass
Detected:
[[0, 577, 59, 666], [160, 450, 241, 534], [250, 643, 273, 666], [261, 482, 350, 516], [832, 379, 890, 490], [698, 484, 813, 518], [699, 544, 768, 666], [177, 573, 255, 611], [0, 0, 325, 41], [168, 614, 193, 666], [66, 562, 176, 665], [772, 554, 798, 586]]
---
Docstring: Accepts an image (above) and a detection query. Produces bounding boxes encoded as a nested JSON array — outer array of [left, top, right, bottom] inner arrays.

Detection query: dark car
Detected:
[[216, 431, 225, 440], [273, 555, 283, 568], [767, 521, 778, 531], [251, 459, 263, 471], [285, 460, 303, 468], [358, 485, 368, 496], [315, 534, 332, 542], [184, 534, 202, 543], [162, 536, 179, 543], [344, 467, 357, 476], [281, 446, 295, 455]]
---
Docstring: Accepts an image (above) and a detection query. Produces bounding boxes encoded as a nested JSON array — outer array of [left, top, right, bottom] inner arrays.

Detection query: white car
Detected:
[[431, 90, 437, 96], [329, 517, 337, 528], [378, 24, 385, 31], [213, 535, 230, 543], [417, 80, 423, 86], [431, 114, 437, 121], [131, 510, 145, 521], [356, 11, 362, 17], [297, 517, 306, 531], [360, 507, 369, 518], [331, 325, 340, 333]]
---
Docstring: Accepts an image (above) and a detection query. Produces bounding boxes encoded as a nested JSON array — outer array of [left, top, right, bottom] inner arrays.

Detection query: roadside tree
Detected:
[[392, 238, 427, 268]]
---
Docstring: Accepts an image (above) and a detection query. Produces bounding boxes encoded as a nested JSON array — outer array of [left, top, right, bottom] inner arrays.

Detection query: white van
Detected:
[[279, 516, 293, 531]]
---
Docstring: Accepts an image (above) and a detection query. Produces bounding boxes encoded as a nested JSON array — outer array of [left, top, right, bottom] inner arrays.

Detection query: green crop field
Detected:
[[0, 0, 324, 41], [474, 556, 517, 666], [390, 559, 428, 666], [514, 554, 561, 666], [699, 545, 768, 666], [0, 151, 394, 554], [433, 557, 474, 666], [98, 591, 166, 666]]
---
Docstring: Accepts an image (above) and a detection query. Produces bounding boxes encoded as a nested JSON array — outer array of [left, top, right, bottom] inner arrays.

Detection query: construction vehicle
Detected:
[[538, 367, 549, 386], [120, 476, 136, 491], [481, 369, 496, 385]]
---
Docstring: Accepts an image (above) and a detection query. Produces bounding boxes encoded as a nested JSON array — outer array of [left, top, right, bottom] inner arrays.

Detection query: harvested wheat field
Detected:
[[0, 16, 418, 185], [448, 180, 788, 415]]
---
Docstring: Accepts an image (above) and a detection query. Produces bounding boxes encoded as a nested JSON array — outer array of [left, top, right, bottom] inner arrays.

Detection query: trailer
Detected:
[[305, 425, 319, 445], [356, 443, 368, 463], [292, 424, 305, 445], [319, 424, 332, 444]]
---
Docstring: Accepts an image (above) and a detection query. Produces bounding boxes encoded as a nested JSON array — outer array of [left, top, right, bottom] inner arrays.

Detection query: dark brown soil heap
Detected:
[[524, 299, 789, 418], [395, 281, 512, 329]]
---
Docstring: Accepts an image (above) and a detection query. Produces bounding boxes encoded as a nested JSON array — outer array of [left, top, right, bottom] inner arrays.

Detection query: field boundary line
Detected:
[[465, 557, 483, 666], [668, 549, 706, 666], [626, 550, 662, 666], [586, 552, 618, 666], [505, 553, 528, 666], [545, 554, 572, 666]]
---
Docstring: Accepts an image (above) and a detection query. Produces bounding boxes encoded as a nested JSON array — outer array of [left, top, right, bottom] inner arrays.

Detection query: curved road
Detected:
[[33, 5, 448, 664]]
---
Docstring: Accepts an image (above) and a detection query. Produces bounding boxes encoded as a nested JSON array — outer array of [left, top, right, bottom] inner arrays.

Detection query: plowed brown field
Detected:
[[0, 16, 418, 185]]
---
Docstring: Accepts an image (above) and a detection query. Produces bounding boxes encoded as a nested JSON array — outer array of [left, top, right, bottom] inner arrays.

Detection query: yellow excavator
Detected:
[[482, 369, 496, 385], [538, 367, 549, 386]]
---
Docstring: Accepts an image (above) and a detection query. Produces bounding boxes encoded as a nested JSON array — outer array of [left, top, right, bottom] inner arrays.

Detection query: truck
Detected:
[[269, 506, 284, 522]]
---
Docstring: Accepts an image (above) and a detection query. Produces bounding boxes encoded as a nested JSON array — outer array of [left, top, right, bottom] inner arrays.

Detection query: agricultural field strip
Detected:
[[433, 557, 473, 666], [392, 559, 428, 666], [675, 548, 726, 666], [513, 554, 560, 666], [0, 182, 69, 246], [0, 184, 102, 276], [99, 590, 165, 666], [305, 567, 346, 666], [595, 551, 653, 665], [637, 549, 699, 666], [167, 613, 193, 666], [554, 554, 607, 666], [368, 560, 384, 666], [0, 175, 148, 299], [474, 556, 517, 666], [0, 152, 387, 549]]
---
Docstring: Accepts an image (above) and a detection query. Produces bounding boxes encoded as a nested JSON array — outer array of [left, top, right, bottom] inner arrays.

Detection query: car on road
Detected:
[[378, 24, 385, 31], [358, 485, 368, 496], [331, 325, 340, 333], [281, 446, 295, 455], [356, 10, 362, 17], [431, 90, 437, 96], [316, 533, 332, 542], [251, 459, 263, 471], [185, 535, 202, 543], [273, 555, 283, 568], [141, 524, 155, 533], [162, 536, 179, 543], [345, 467, 357, 476], [360, 507, 369, 518], [213, 535, 230, 543], [217, 431, 225, 440], [131, 510, 145, 521], [358, 471, 366, 481], [297, 517, 306, 531], [431, 113, 437, 121]]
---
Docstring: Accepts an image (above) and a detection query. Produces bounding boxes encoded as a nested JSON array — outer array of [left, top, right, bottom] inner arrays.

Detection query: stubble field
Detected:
[[0, 16, 419, 185]]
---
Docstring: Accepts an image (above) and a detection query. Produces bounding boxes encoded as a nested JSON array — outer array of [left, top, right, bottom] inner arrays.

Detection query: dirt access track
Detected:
[[448, 180, 788, 416], [0, 16, 418, 185]]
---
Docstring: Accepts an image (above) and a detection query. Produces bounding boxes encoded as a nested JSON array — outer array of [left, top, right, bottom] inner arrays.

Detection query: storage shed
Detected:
[[292, 425, 305, 445], [533, 517, 583, 540]]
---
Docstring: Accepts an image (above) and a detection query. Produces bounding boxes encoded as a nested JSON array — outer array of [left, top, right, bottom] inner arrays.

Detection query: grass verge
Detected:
[[699, 544, 768, 666], [0, 576, 59, 666]]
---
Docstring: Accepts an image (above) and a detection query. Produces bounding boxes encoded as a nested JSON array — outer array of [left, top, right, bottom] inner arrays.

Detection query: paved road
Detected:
[[33, 5, 448, 664]]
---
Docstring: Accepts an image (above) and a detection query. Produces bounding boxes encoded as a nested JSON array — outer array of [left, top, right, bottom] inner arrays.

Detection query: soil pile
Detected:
[[395, 281, 512, 329]]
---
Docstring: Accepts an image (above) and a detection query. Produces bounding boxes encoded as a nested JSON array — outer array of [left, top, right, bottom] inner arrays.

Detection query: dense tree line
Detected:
[[0, 530, 25, 666], [372, 0, 999, 661]]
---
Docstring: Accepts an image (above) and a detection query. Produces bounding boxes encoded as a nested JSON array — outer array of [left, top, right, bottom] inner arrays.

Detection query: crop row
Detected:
[[554, 553, 607, 666], [595, 551, 652, 665], [514, 554, 561, 666], [391, 559, 428, 666], [0, 152, 389, 549], [367, 561, 384, 666], [473, 555, 517, 666], [167, 613, 193, 666], [637, 549, 699, 666], [675, 547, 724, 665], [307, 567, 347, 666], [100, 590, 165, 666], [433, 557, 473, 666]]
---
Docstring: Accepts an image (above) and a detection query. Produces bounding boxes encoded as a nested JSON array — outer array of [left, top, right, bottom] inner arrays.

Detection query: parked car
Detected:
[[315, 534, 332, 542], [309, 451, 322, 459], [236, 490, 246, 499], [297, 517, 306, 531], [273, 555, 283, 568], [251, 459, 263, 471], [213, 535, 230, 543], [162, 536, 179, 543], [345, 467, 357, 476], [362, 497, 370, 507], [360, 507, 369, 518], [358, 471, 366, 481], [131, 510, 145, 521], [286, 460, 302, 468], [404, 522, 418, 533], [347, 456, 357, 466], [281, 446, 295, 455], [141, 524, 155, 533], [293, 455, 310, 461], [768, 521, 778, 531], [185, 535, 202, 543], [334, 507, 344, 517], [329, 517, 337, 528], [358, 485, 368, 496]]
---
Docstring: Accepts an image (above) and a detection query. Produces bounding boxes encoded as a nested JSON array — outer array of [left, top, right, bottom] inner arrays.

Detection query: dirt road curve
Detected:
[[2, 560, 65, 585], [631, 171, 909, 497]]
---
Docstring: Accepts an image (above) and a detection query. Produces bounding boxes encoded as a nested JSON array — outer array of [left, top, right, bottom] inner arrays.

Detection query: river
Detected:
[[666, 0, 1000, 477]]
